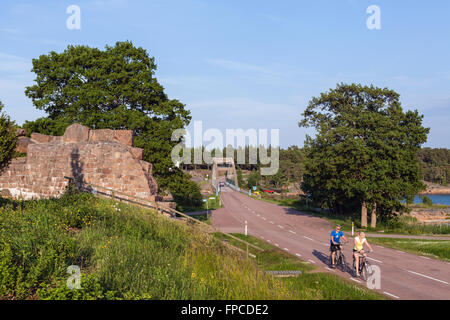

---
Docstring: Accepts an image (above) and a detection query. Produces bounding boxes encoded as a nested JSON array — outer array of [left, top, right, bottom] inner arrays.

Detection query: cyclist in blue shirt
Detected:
[[330, 224, 347, 268]]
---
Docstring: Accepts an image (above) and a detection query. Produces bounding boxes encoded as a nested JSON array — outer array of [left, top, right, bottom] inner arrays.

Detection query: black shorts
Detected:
[[330, 244, 340, 252]]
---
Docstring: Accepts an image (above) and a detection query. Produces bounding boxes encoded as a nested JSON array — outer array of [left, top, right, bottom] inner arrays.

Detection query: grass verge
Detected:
[[258, 195, 450, 235], [369, 237, 450, 262], [0, 192, 289, 299]]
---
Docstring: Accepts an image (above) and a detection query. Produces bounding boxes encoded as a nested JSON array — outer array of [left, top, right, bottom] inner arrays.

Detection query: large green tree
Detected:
[[299, 83, 429, 227], [0, 100, 17, 174], [24, 41, 200, 205]]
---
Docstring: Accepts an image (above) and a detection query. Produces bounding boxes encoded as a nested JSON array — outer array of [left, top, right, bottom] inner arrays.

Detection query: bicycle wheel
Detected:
[[360, 262, 367, 280], [338, 253, 347, 272]]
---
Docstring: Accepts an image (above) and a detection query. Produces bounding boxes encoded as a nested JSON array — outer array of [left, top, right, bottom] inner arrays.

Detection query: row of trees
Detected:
[[180, 145, 304, 189], [417, 148, 450, 185]]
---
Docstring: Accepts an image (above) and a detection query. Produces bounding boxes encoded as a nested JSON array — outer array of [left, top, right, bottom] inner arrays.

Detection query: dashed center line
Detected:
[[288, 230, 296, 234], [383, 291, 400, 299], [278, 225, 284, 229], [303, 236, 314, 241], [262, 217, 266, 220], [406, 270, 449, 285], [367, 257, 383, 263], [270, 221, 274, 224]]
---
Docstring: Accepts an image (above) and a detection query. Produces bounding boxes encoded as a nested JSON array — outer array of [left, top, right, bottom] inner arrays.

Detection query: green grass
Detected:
[[407, 203, 450, 210], [0, 192, 291, 300], [177, 195, 222, 213], [215, 233, 386, 300], [259, 195, 450, 235], [369, 237, 450, 262], [0, 191, 385, 300]]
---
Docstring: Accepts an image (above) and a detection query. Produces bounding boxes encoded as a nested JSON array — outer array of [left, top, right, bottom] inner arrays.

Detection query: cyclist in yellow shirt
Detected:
[[353, 232, 374, 277]]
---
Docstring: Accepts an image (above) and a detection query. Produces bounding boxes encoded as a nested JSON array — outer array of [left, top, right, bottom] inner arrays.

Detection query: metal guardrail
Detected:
[[64, 176, 264, 253]]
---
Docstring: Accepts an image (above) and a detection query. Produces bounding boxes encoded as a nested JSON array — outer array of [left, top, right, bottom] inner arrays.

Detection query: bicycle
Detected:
[[353, 250, 373, 280], [329, 242, 348, 272]]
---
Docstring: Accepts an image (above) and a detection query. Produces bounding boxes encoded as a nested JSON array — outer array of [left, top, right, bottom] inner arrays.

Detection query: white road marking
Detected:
[[303, 236, 314, 241], [288, 230, 296, 234], [295, 253, 302, 257], [420, 256, 431, 260], [308, 259, 316, 264], [383, 291, 400, 299], [284, 248, 289, 251], [367, 257, 383, 263], [270, 221, 274, 224], [262, 217, 266, 220], [406, 270, 449, 285], [350, 277, 361, 283], [396, 250, 405, 254], [278, 225, 284, 229], [257, 214, 260, 217], [325, 267, 336, 272]]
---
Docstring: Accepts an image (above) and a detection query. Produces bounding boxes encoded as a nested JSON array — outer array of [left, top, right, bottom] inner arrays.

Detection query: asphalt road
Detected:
[[211, 187, 450, 300]]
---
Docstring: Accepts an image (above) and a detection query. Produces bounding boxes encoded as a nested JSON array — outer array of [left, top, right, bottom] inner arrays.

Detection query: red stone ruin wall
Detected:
[[0, 124, 158, 201]]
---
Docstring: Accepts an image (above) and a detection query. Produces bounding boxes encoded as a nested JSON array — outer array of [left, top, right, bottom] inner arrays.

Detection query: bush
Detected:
[[420, 195, 433, 206], [0, 100, 18, 174]]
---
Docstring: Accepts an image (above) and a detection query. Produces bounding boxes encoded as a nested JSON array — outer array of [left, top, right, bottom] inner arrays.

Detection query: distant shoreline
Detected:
[[419, 182, 450, 195], [419, 189, 450, 195]]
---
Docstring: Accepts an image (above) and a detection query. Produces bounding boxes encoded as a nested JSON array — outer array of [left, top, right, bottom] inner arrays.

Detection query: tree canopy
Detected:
[[299, 83, 429, 227], [23, 41, 200, 205], [0, 100, 17, 175]]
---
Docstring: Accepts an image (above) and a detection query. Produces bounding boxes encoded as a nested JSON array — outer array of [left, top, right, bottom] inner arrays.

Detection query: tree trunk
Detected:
[[370, 202, 377, 228], [361, 200, 368, 228]]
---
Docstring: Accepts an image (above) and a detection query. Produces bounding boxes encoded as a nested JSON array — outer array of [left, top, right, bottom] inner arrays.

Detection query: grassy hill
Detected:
[[0, 192, 383, 300]]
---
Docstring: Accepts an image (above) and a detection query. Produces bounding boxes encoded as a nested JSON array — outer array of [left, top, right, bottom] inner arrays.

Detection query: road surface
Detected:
[[211, 187, 450, 300]]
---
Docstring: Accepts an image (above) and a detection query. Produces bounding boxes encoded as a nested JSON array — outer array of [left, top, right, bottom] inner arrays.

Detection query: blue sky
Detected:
[[1, 0, 449, 148]]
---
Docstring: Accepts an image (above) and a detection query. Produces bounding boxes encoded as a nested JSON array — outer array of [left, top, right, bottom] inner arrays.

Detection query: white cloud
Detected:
[[0, 52, 32, 73], [206, 58, 285, 77]]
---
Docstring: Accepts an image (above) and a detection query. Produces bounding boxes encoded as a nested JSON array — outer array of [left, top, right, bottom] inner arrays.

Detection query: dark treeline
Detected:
[[417, 148, 450, 185], [180, 145, 304, 190], [181, 146, 449, 189]]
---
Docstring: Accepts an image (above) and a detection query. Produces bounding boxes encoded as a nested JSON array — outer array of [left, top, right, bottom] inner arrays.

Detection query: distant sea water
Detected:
[[414, 194, 450, 206]]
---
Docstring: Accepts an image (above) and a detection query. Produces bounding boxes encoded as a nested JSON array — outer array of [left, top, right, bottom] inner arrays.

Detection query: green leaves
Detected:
[[0, 100, 18, 174], [299, 83, 429, 221], [23, 41, 197, 203]]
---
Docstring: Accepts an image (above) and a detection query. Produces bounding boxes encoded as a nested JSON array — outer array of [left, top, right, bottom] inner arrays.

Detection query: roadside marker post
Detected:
[[245, 220, 248, 236]]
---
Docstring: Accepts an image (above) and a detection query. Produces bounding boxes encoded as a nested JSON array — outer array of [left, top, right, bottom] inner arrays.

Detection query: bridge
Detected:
[[211, 157, 238, 191]]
